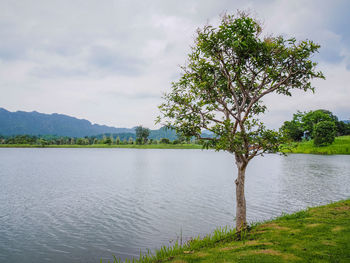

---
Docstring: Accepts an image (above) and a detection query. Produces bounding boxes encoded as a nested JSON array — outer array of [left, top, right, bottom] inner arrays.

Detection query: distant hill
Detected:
[[0, 108, 134, 137], [0, 108, 214, 140]]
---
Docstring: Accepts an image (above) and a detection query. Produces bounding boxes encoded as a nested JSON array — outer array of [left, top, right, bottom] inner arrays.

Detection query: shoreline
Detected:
[[1, 135, 349, 154], [1, 144, 350, 155], [0, 144, 203, 149], [280, 135, 350, 155], [114, 199, 350, 263]]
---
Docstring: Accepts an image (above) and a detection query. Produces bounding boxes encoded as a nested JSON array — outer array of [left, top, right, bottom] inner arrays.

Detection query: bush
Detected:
[[173, 140, 180, 144], [160, 138, 170, 144], [77, 138, 88, 145], [280, 120, 304, 141], [103, 137, 112, 145], [313, 121, 336, 146]]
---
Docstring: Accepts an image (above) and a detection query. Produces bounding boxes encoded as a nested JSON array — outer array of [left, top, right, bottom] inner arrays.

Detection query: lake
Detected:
[[0, 148, 349, 263]]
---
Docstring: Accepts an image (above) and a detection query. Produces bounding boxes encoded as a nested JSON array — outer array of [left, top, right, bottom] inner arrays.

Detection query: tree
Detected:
[[345, 122, 350, 135], [301, 109, 336, 138], [110, 135, 114, 145], [76, 138, 85, 145], [336, 121, 346, 136], [158, 12, 324, 232], [280, 111, 304, 141], [159, 138, 170, 144], [104, 137, 112, 145], [135, 126, 150, 144], [313, 121, 336, 146]]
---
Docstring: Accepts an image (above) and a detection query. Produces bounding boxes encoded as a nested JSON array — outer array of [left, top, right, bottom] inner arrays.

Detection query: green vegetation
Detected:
[[281, 135, 350, 155], [313, 121, 336, 146], [0, 143, 202, 149], [105, 200, 350, 263], [0, 131, 200, 148], [281, 109, 350, 145], [135, 126, 151, 144]]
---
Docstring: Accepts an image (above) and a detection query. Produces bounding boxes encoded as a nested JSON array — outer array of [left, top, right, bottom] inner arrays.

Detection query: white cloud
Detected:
[[0, 0, 349, 128]]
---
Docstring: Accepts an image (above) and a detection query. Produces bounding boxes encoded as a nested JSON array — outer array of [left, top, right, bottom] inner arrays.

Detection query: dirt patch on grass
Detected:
[[260, 223, 290, 231], [332, 226, 344, 232], [247, 241, 273, 247], [244, 240, 260, 246], [194, 252, 209, 258], [246, 249, 300, 261], [251, 230, 267, 235], [321, 240, 336, 246], [219, 242, 242, 251], [219, 240, 273, 251], [289, 228, 301, 234], [220, 247, 235, 251], [251, 249, 281, 255], [334, 206, 350, 211], [290, 244, 303, 250], [306, 223, 321, 228]]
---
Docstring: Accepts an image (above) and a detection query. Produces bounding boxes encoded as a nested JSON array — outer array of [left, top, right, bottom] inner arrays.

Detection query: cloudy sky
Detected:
[[0, 0, 349, 129]]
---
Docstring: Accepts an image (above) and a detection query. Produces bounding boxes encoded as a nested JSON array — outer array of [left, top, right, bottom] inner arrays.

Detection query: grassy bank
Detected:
[[110, 199, 350, 263], [280, 135, 350, 155], [0, 143, 203, 149]]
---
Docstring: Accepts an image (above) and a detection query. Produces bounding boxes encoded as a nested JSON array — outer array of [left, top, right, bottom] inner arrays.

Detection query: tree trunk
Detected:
[[235, 163, 247, 232]]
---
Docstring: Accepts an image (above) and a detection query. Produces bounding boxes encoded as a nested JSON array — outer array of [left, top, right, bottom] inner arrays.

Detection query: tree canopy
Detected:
[[313, 121, 336, 146], [302, 109, 337, 137], [159, 13, 323, 159]]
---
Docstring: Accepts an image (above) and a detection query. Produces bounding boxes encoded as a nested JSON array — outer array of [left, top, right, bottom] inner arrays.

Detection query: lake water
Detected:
[[0, 148, 349, 263]]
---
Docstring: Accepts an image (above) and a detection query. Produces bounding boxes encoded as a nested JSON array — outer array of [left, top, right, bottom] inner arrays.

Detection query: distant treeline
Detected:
[[0, 125, 215, 146], [0, 134, 199, 146], [0, 125, 207, 145]]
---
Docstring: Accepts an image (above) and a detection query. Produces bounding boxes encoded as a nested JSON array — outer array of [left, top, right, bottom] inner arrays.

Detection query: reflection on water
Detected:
[[0, 149, 349, 263]]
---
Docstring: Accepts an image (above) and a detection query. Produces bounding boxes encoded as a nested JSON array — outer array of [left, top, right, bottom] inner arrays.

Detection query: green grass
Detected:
[[0, 143, 203, 149], [103, 199, 350, 263], [280, 135, 350, 155]]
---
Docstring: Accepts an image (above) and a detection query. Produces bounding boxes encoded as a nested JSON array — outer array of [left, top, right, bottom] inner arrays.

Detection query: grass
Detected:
[[280, 135, 350, 155], [0, 144, 203, 149], [104, 199, 350, 263]]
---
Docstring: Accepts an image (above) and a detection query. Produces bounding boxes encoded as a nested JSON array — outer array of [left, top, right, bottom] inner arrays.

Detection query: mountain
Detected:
[[0, 108, 134, 137], [0, 108, 214, 140]]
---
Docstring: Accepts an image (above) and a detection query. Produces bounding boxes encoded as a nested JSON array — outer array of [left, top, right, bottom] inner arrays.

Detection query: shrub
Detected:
[[313, 121, 336, 146], [160, 138, 170, 144]]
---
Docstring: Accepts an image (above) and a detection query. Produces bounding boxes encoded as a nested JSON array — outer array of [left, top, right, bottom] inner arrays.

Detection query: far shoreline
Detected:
[[1, 135, 350, 155], [0, 144, 203, 149]]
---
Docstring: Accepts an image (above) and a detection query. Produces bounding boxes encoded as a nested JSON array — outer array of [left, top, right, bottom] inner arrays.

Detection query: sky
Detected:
[[0, 0, 349, 129]]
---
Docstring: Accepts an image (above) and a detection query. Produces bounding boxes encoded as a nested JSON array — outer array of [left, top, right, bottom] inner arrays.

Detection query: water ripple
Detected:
[[0, 149, 349, 263]]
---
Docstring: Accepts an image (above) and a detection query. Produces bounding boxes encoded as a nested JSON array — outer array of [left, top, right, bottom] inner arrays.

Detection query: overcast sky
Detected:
[[0, 0, 349, 129]]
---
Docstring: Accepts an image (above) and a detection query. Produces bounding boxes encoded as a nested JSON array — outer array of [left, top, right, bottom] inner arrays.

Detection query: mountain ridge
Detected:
[[0, 107, 136, 137], [0, 108, 214, 140]]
